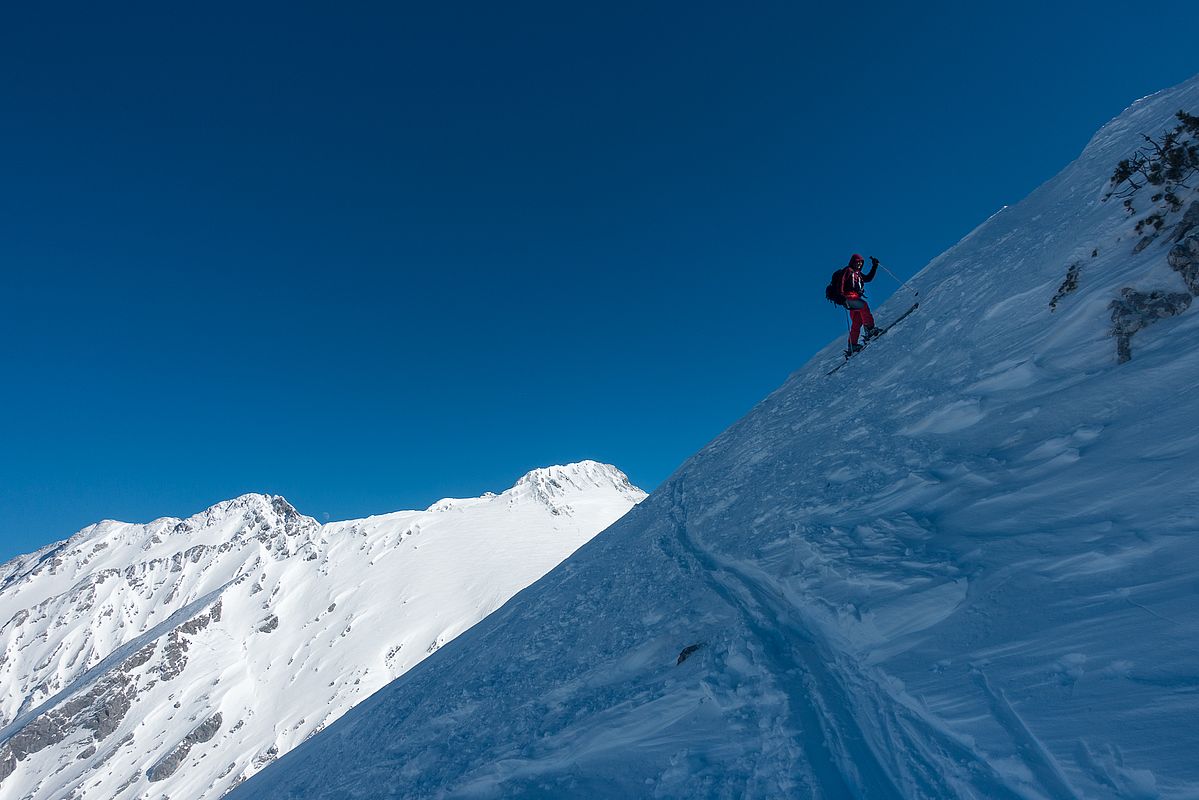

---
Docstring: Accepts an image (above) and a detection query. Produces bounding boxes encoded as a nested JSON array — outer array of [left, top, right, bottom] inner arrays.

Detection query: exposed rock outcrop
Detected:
[[1171, 200, 1199, 244], [0, 652, 144, 774], [1168, 231, 1199, 293], [1049, 263, 1081, 310], [146, 713, 222, 782], [1110, 288, 1193, 363], [158, 601, 223, 681]]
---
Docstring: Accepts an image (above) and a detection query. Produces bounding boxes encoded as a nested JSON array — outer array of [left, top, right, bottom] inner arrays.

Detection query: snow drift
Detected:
[[232, 74, 1199, 799]]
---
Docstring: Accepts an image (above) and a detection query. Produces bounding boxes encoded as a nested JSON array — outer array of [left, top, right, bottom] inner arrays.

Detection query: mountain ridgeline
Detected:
[[0, 462, 644, 799], [233, 75, 1199, 798]]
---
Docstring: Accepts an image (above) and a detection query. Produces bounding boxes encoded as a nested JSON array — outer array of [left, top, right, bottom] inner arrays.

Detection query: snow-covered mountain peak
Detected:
[[0, 466, 644, 800], [510, 460, 644, 506], [176, 493, 314, 533], [0, 494, 323, 607], [425, 461, 645, 515]]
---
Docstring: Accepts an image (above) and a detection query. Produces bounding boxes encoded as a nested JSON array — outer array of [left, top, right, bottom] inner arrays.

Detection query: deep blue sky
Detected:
[[2, 1, 1196, 559]]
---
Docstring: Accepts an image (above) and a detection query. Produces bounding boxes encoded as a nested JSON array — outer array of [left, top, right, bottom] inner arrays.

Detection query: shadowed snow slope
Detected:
[[0, 462, 643, 799], [234, 76, 1199, 799]]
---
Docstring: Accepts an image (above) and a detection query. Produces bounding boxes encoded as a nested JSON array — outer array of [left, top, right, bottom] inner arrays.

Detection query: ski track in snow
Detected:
[[668, 484, 998, 799]]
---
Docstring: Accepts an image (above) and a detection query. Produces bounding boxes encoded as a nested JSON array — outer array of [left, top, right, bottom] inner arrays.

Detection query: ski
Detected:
[[826, 302, 919, 376]]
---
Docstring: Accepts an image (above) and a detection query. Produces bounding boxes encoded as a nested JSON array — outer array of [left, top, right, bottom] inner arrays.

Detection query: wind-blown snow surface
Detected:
[[234, 76, 1199, 800], [0, 461, 644, 799]]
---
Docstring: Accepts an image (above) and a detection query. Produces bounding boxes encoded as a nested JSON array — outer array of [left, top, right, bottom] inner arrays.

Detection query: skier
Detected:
[[842, 254, 881, 354]]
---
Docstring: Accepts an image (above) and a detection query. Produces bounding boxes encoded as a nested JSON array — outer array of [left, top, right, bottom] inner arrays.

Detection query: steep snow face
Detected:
[[233, 76, 1199, 799], [0, 462, 644, 799]]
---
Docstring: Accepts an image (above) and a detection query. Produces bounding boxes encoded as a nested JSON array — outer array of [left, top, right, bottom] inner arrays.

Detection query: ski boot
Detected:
[[845, 342, 864, 357], [863, 325, 882, 342]]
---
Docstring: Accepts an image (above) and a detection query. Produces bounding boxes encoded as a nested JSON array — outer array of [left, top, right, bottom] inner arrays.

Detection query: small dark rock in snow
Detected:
[[676, 643, 705, 665], [1049, 263, 1081, 311]]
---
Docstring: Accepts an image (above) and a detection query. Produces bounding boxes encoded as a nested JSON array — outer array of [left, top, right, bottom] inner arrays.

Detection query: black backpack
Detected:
[[825, 268, 848, 306]]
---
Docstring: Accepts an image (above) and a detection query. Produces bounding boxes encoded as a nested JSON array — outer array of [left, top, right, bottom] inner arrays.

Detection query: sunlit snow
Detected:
[[0, 462, 643, 799]]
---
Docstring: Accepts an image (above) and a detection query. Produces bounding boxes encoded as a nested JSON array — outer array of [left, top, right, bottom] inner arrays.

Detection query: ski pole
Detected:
[[875, 261, 904, 284], [873, 259, 919, 299]]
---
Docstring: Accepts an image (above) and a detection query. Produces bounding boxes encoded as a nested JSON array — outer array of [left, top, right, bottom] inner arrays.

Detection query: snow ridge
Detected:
[[0, 464, 644, 800]]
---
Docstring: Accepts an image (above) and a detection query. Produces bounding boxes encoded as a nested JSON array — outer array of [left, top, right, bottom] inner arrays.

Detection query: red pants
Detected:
[[847, 300, 874, 346]]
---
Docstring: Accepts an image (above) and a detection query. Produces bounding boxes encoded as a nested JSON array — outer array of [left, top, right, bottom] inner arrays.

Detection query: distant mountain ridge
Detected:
[[0, 461, 644, 799]]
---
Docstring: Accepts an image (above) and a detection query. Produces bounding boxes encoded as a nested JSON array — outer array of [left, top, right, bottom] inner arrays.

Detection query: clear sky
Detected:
[[2, 1, 1196, 560]]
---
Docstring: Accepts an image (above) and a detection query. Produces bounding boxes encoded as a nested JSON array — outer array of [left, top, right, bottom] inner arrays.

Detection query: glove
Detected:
[[870, 256, 880, 267]]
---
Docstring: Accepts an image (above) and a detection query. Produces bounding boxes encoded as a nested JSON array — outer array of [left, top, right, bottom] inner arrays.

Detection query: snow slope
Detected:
[[0, 461, 644, 799], [233, 74, 1199, 799]]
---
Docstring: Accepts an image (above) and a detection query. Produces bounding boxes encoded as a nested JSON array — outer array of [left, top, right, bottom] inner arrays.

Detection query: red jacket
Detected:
[[840, 262, 878, 299]]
